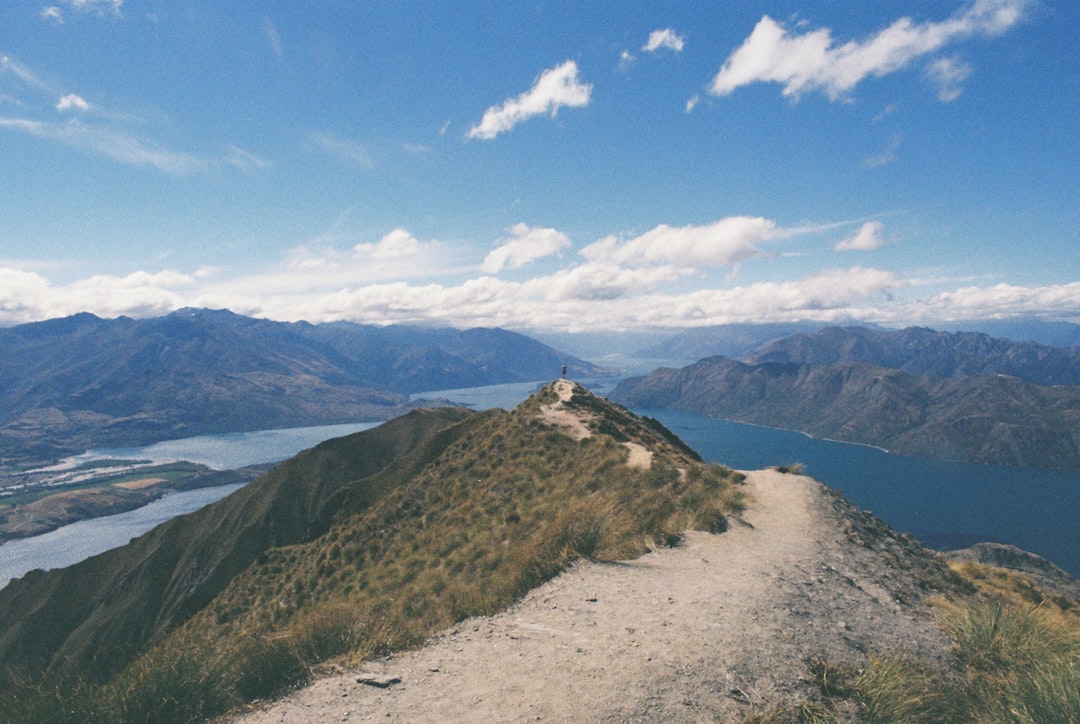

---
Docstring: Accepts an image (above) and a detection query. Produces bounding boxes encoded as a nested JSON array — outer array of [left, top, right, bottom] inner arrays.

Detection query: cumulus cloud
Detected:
[[643, 28, 685, 53], [709, 0, 1027, 101], [468, 60, 591, 140], [835, 221, 887, 251], [582, 217, 776, 270], [56, 93, 90, 112], [353, 228, 425, 260], [41, 6, 64, 23], [482, 223, 571, 274], [0, 268, 190, 325]]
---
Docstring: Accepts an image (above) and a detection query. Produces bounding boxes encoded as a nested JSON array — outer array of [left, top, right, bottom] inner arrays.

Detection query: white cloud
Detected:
[[582, 217, 776, 270], [685, 95, 700, 113], [709, 0, 1027, 101], [482, 223, 571, 274], [468, 60, 592, 140], [864, 134, 903, 169], [353, 228, 425, 260], [0, 117, 206, 173], [0, 268, 190, 325], [225, 145, 271, 172], [6, 252, 1080, 333], [836, 221, 888, 251], [925, 55, 972, 101], [56, 93, 90, 112], [41, 6, 64, 23], [618, 50, 637, 71], [262, 17, 283, 59], [0, 55, 49, 92], [305, 131, 374, 169], [63, 0, 123, 15], [643, 28, 685, 53]]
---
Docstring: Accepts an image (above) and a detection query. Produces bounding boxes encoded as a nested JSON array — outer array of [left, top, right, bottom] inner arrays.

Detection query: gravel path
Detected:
[[234, 469, 952, 722]]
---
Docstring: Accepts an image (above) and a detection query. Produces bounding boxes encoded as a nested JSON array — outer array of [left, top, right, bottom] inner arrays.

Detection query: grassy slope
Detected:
[[0, 406, 474, 681], [1, 384, 747, 722]]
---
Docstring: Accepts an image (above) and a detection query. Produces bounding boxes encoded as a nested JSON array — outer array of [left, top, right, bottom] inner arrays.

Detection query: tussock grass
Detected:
[[785, 566, 1080, 723], [3, 385, 747, 722]]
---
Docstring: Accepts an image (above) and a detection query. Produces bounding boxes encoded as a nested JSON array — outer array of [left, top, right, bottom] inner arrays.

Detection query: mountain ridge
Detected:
[[0, 309, 606, 466], [609, 355, 1080, 468]]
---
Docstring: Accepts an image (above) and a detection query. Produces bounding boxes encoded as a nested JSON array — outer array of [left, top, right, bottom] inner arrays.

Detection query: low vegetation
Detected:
[[751, 562, 1080, 723], [0, 384, 746, 723]]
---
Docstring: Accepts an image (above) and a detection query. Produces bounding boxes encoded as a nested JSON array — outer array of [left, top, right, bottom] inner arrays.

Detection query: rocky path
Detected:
[[234, 469, 952, 722]]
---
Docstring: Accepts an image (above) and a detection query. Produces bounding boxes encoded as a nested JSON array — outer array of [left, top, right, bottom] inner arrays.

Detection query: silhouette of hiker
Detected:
[[561, 363, 567, 378]]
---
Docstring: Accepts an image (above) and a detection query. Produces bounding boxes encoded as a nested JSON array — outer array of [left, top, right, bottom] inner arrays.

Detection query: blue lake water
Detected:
[[0, 421, 381, 588], [51, 420, 383, 471], [0, 484, 243, 588], [2, 379, 1077, 587]]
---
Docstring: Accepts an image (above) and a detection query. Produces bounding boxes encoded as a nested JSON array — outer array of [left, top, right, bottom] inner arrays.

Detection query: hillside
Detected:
[[748, 325, 1080, 385], [608, 356, 1080, 468], [237, 468, 960, 723], [0, 309, 605, 466], [0, 381, 746, 721]]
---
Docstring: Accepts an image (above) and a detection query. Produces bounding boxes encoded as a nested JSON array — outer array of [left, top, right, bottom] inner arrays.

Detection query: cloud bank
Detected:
[[3, 214, 1077, 332]]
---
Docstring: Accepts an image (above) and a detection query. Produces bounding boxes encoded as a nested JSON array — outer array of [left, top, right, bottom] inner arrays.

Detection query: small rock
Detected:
[[356, 673, 401, 688]]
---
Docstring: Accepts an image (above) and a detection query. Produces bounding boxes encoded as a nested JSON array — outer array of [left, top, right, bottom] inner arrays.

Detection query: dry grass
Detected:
[[2, 387, 747, 723]]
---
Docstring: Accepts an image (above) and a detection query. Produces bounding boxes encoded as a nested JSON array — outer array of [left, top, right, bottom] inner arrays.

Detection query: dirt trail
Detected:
[[235, 469, 951, 722]]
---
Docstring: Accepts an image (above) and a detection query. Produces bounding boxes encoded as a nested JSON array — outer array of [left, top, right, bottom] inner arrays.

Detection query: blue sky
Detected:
[[1, 0, 1077, 331]]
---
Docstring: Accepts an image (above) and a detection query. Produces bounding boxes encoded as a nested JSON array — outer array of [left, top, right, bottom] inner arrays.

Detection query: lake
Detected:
[[1, 378, 1077, 587], [0, 420, 381, 588]]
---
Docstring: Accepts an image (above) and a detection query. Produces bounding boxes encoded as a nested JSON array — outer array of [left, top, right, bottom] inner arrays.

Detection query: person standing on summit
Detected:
[[561, 363, 567, 378]]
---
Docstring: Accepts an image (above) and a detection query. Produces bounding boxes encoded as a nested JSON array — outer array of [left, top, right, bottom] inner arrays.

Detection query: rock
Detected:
[[356, 673, 401, 688]]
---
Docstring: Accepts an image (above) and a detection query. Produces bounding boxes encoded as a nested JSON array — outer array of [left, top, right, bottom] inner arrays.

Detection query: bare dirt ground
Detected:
[[234, 467, 954, 723]]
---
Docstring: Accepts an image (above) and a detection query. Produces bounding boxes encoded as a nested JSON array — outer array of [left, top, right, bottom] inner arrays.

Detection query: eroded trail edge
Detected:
[[236, 469, 952, 722]]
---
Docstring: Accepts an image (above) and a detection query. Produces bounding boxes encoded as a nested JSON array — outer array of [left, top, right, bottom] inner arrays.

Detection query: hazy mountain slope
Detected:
[[0, 406, 474, 680], [748, 325, 1080, 385], [635, 322, 827, 361], [609, 356, 1080, 467], [0, 309, 605, 464]]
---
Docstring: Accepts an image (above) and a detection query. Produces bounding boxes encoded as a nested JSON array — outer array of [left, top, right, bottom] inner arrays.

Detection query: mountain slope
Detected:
[[0, 309, 605, 465], [609, 356, 1080, 467], [0, 381, 746, 721], [748, 325, 1080, 385], [0, 406, 474, 679]]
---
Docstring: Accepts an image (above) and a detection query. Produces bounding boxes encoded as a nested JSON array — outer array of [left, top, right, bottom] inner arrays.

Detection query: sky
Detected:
[[0, 0, 1077, 332]]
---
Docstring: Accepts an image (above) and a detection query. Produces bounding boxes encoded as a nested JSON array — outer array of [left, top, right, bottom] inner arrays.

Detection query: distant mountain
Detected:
[[635, 322, 828, 362], [0, 382, 744, 719], [936, 319, 1080, 348], [747, 325, 1080, 385], [0, 309, 606, 465], [609, 356, 1080, 468]]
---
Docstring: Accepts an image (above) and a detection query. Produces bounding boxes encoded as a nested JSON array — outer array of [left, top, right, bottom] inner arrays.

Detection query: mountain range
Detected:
[[610, 326, 1080, 468], [0, 308, 604, 466]]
